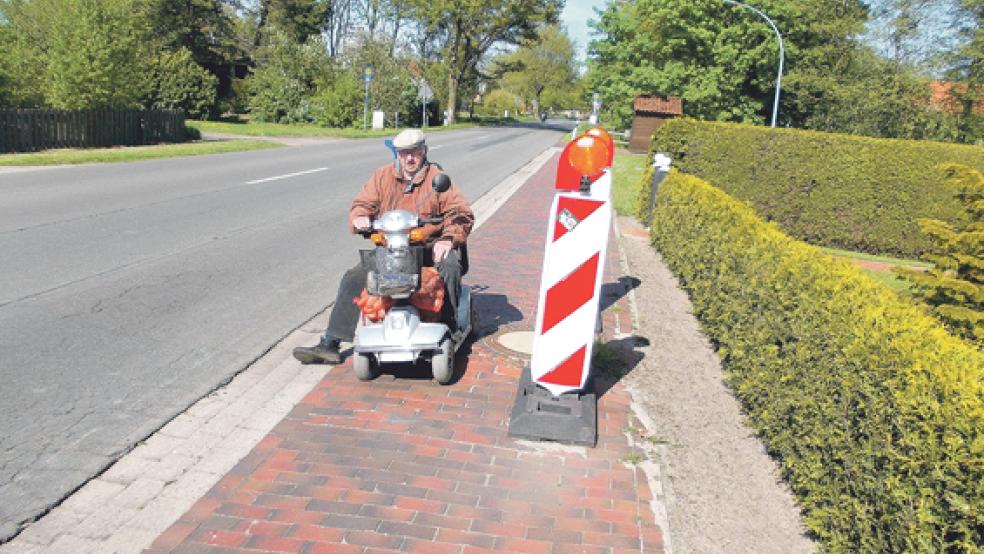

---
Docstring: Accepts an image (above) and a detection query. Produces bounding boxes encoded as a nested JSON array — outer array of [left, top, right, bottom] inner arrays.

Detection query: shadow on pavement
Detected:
[[593, 334, 650, 398], [594, 275, 647, 398], [471, 291, 524, 338], [600, 276, 641, 312]]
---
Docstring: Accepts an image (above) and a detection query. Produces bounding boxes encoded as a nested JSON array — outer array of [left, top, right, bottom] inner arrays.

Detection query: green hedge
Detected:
[[641, 119, 984, 258], [648, 171, 984, 552]]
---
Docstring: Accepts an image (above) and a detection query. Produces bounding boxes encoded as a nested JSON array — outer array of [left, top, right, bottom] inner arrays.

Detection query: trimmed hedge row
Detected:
[[647, 171, 984, 552], [643, 119, 984, 258]]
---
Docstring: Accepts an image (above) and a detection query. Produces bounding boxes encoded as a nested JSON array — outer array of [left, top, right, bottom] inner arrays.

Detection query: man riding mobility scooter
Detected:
[[292, 129, 476, 384]]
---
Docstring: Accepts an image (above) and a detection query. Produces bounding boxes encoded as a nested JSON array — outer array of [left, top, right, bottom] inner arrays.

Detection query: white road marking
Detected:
[[246, 167, 329, 184]]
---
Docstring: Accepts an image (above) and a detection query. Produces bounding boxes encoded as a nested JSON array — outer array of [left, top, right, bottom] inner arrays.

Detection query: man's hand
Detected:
[[432, 240, 452, 262], [353, 216, 372, 231]]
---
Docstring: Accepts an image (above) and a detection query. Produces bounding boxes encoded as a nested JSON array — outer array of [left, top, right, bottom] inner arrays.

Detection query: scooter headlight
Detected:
[[386, 233, 410, 249]]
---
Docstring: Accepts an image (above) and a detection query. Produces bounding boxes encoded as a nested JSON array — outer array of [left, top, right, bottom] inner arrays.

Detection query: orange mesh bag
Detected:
[[353, 289, 395, 322], [411, 267, 445, 322]]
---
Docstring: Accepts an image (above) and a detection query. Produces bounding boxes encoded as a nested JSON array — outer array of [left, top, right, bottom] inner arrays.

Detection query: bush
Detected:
[[899, 165, 984, 343], [477, 89, 520, 118], [311, 69, 361, 128], [143, 48, 218, 120], [640, 119, 984, 258], [245, 30, 332, 124], [182, 124, 201, 142], [648, 170, 984, 552]]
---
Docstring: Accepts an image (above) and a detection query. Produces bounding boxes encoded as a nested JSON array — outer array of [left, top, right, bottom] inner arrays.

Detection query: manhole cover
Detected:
[[489, 330, 534, 358]]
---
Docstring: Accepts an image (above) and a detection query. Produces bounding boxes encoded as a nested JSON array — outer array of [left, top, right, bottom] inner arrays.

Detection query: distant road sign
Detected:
[[362, 64, 374, 83], [419, 81, 432, 102]]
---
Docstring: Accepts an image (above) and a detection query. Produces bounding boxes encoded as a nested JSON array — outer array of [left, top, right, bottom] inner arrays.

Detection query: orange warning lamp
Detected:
[[585, 126, 613, 149], [569, 135, 609, 178]]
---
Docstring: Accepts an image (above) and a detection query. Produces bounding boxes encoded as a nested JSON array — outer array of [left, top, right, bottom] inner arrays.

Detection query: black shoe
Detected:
[[293, 339, 342, 364]]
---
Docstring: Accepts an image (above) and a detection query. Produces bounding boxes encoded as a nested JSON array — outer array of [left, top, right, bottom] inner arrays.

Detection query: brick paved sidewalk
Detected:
[[146, 153, 664, 553]]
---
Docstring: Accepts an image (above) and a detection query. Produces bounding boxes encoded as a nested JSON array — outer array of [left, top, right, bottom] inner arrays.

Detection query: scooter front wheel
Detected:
[[431, 338, 454, 385], [352, 352, 378, 381]]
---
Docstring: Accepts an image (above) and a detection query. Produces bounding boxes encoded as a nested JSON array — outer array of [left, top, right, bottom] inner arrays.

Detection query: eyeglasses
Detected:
[[397, 148, 424, 158]]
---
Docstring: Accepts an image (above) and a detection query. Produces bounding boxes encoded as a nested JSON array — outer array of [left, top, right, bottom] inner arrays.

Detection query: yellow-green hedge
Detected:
[[642, 119, 984, 258], [649, 171, 984, 552]]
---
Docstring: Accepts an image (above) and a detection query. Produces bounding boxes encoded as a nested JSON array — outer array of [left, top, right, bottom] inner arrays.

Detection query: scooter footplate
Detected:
[[354, 319, 447, 361], [378, 351, 416, 363]]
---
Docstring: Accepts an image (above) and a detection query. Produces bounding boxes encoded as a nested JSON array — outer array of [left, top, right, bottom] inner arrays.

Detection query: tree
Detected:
[[586, 0, 806, 128], [0, 17, 14, 107], [256, 0, 330, 44], [898, 164, 984, 343], [862, 0, 967, 71], [477, 88, 519, 117], [785, 47, 959, 140], [946, 0, 984, 142], [540, 81, 586, 112], [584, 0, 965, 141], [341, 33, 416, 122], [496, 24, 576, 117], [43, 0, 150, 109], [139, 0, 237, 117], [0, 0, 151, 109], [405, 0, 562, 124], [245, 29, 332, 122], [324, 0, 355, 57], [141, 0, 238, 70]]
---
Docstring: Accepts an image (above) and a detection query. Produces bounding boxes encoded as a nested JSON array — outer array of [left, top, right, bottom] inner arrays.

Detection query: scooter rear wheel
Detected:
[[353, 352, 378, 381], [431, 338, 454, 385]]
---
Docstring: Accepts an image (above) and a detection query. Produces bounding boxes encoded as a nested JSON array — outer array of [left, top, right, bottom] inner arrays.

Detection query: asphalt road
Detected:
[[0, 122, 574, 541]]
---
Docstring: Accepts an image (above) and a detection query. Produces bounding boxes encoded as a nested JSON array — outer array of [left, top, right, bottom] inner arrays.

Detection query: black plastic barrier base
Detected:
[[508, 366, 598, 447]]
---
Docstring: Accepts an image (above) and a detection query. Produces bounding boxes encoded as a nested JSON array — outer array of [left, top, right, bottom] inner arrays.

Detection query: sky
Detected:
[[560, 0, 608, 63]]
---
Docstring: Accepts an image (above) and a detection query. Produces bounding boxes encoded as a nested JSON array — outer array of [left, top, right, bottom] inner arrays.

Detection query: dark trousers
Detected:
[[324, 249, 463, 342]]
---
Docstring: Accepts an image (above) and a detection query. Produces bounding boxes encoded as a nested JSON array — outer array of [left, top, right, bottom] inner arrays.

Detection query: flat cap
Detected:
[[393, 128, 426, 150]]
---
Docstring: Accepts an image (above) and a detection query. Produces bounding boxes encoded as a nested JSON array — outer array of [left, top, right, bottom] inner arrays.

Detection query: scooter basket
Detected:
[[361, 247, 423, 299]]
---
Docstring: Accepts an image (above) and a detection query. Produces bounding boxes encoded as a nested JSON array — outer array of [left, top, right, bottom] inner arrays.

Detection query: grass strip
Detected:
[[819, 246, 931, 268], [821, 246, 931, 293], [188, 120, 480, 138], [0, 140, 282, 166], [611, 150, 648, 215]]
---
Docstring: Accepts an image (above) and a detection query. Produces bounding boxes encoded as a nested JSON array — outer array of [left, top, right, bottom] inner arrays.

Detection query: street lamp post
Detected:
[[362, 64, 374, 130], [722, 0, 784, 128]]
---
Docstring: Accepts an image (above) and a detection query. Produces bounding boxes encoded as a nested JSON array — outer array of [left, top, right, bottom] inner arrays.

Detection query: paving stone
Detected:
[[114, 478, 167, 510], [99, 525, 159, 554], [101, 454, 159, 485], [158, 415, 203, 440], [0, 540, 46, 554], [158, 469, 221, 501], [73, 505, 139, 541], [127, 495, 191, 532], [147, 453, 196, 483], [58, 479, 126, 514], [0, 507, 85, 548], [45, 533, 104, 554]]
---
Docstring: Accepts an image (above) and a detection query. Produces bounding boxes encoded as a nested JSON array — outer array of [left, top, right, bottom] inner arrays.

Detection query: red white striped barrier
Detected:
[[530, 132, 614, 397]]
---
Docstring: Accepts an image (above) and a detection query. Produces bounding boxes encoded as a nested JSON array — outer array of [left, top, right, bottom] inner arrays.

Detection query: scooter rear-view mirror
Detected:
[[432, 173, 451, 193]]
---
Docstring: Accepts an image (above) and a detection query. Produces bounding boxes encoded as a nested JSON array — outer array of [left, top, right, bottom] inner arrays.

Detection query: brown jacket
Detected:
[[349, 162, 474, 246]]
